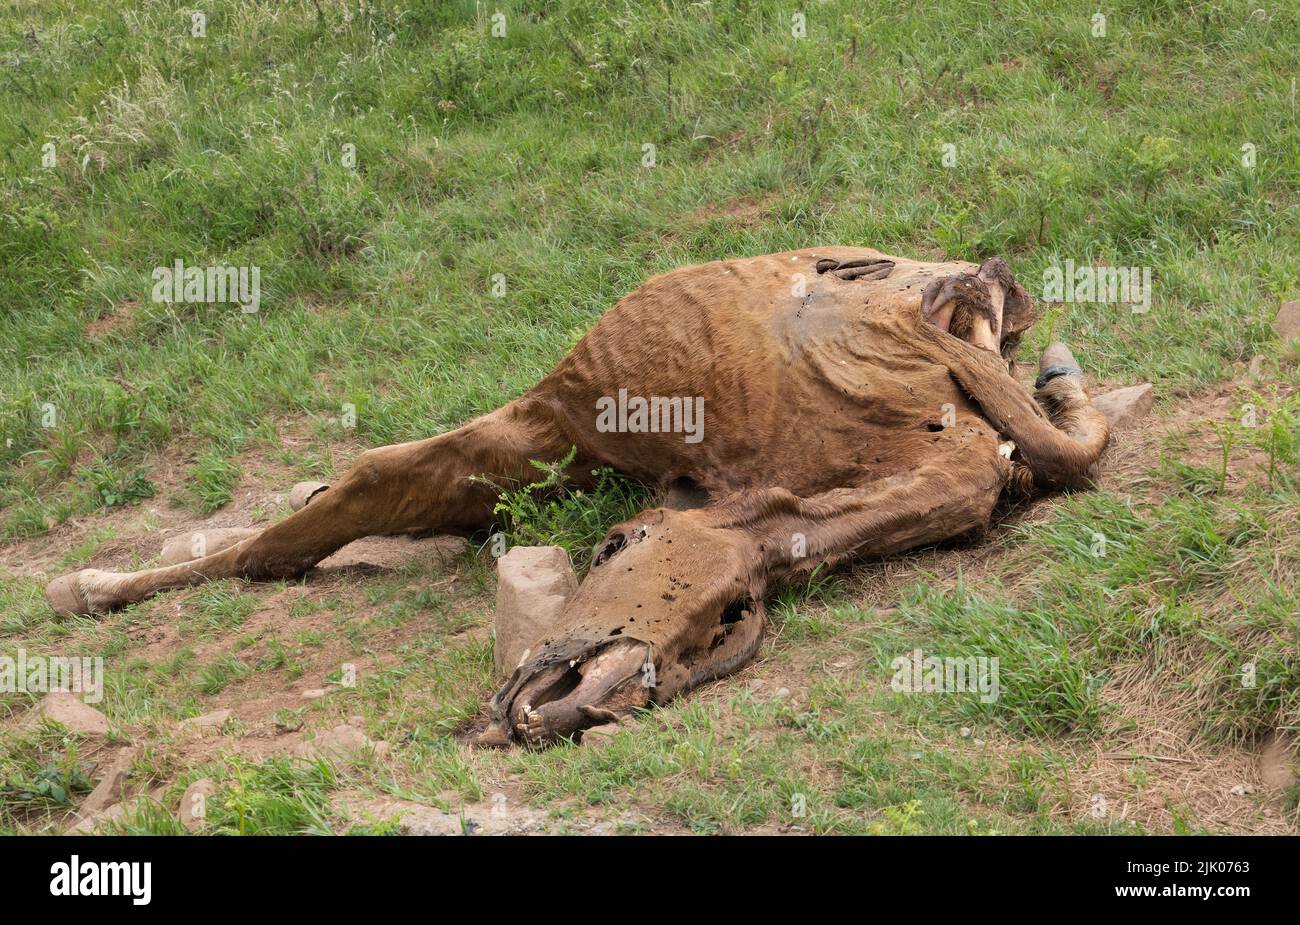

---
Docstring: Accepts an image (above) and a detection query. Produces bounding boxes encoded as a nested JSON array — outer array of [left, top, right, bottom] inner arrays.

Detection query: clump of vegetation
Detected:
[[81, 462, 155, 508], [486, 447, 650, 574], [191, 448, 242, 512], [2, 758, 94, 807]]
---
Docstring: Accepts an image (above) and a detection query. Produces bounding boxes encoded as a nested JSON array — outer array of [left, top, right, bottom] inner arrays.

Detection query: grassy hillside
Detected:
[[1, 0, 1297, 834]]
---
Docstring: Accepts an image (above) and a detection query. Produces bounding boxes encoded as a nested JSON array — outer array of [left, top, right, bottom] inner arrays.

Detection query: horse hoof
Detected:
[[289, 481, 329, 511], [1039, 341, 1080, 373], [159, 528, 261, 565], [46, 571, 91, 617]]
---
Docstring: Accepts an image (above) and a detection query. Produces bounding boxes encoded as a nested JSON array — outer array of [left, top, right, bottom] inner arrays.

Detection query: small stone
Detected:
[[159, 528, 260, 565], [1229, 784, 1254, 797], [291, 724, 384, 764], [301, 688, 328, 699], [340, 796, 544, 836], [179, 778, 217, 832], [179, 708, 231, 734], [581, 723, 622, 746], [1092, 383, 1154, 430], [493, 546, 578, 677], [66, 803, 125, 834], [773, 687, 791, 700], [960, 727, 972, 738], [1274, 299, 1300, 343], [37, 692, 108, 738], [317, 534, 466, 572], [80, 748, 137, 815]]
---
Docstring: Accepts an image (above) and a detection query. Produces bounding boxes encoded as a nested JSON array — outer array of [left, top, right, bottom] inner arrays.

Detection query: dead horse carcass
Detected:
[[45, 247, 1109, 746]]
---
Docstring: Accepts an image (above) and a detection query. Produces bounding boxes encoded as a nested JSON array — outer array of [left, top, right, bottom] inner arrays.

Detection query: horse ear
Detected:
[[978, 257, 1037, 337], [1002, 277, 1037, 337]]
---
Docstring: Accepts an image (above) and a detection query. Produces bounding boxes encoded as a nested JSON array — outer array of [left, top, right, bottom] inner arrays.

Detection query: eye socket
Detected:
[[720, 599, 751, 624], [593, 532, 626, 567]]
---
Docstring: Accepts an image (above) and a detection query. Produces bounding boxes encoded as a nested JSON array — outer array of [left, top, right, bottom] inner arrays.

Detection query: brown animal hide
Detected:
[[44, 247, 1109, 747]]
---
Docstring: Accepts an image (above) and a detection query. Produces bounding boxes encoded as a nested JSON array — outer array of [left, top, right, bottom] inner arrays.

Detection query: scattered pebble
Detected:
[[66, 804, 125, 834], [179, 709, 231, 734], [581, 723, 622, 746], [79, 748, 137, 816], [179, 779, 217, 832], [290, 724, 388, 764]]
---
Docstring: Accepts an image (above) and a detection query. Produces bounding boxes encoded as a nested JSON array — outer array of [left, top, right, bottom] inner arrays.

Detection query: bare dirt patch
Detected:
[[84, 300, 139, 341], [688, 194, 776, 229]]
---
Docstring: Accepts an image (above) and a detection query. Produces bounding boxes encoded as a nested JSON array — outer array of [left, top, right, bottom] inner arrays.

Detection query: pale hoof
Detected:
[[1039, 341, 1080, 374], [45, 571, 92, 617], [159, 528, 261, 565], [289, 481, 329, 511], [472, 722, 513, 748]]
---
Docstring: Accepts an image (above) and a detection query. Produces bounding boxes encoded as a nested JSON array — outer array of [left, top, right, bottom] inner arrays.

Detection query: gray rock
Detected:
[[66, 803, 125, 834], [178, 708, 231, 734], [493, 546, 578, 677], [1092, 383, 1154, 430], [291, 724, 387, 763], [340, 796, 544, 835], [179, 778, 217, 832], [80, 748, 137, 815], [1275, 300, 1300, 343], [38, 692, 108, 738], [581, 722, 623, 746]]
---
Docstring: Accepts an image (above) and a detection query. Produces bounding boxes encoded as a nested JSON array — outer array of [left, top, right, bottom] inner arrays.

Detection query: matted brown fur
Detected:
[[45, 247, 1110, 746]]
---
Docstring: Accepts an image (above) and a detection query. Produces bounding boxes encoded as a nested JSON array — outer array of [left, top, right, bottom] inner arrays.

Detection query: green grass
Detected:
[[190, 448, 242, 512], [0, 724, 94, 810], [1, 0, 1298, 835], [4, 0, 1299, 533], [486, 448, 651, 574]]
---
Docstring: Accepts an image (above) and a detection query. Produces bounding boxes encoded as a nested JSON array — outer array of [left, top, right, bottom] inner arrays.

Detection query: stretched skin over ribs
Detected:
[[44, 248, 1109, 746]]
